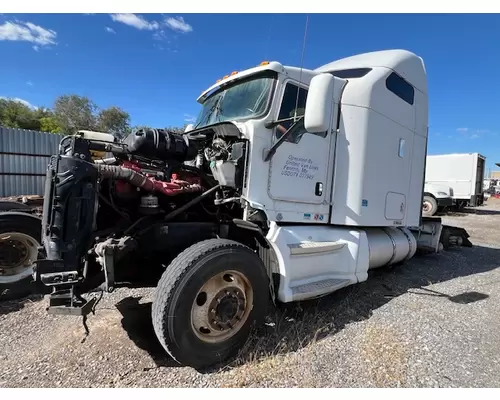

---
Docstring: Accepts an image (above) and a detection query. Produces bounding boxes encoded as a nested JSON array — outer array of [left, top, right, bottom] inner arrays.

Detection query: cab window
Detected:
[[276, 83, 327, 143]]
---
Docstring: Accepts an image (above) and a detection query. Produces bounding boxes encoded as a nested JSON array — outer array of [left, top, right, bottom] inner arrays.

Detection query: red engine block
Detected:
[[116, 160, 203, 196]]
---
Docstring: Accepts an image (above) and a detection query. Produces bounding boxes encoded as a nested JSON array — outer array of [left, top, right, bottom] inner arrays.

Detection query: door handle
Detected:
[[315, 182, 323, 196]]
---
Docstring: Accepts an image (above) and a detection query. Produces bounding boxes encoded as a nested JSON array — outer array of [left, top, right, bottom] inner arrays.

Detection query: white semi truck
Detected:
[[1, 49, 471, 369]]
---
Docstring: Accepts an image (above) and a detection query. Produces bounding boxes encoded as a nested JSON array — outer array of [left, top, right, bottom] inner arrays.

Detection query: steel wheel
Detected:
[[422, 195, 438, 217], [191, 270, 253, 343], [152, 239, 269, 369], [0, 231, 39, 284]]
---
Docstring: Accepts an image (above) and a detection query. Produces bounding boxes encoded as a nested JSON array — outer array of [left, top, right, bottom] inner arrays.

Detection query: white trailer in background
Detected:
[[425, 153, 486, 209]]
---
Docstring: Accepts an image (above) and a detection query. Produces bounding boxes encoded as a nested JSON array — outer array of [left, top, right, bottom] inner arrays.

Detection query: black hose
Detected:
[[123, 185, 221, 236], [97, 164, 154, 191], [123, 215, 157, 236], [163, 185, 220, 222], [98, 192, 130, 221]]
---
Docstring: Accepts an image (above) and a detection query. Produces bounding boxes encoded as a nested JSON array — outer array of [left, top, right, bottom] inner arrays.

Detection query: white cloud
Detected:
[[184, 114, 196, 123], [153, 29, 167, 41], [105, 26, 116, 34], [110, 14, 159, 31], [456, 128, 492, 139], [0, 21, 57, 47], [33, 45, 39, 51], [26, 81, 33, 86], [0, 96, 37, 109], [165, 16, 193, 33]]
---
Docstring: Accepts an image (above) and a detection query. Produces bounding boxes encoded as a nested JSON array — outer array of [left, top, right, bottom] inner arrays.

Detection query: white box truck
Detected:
[[425, 153, 486, 209]]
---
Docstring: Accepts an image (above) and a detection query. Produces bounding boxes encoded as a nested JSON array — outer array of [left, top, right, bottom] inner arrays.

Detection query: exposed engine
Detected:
[[35, 124, 250, 310]]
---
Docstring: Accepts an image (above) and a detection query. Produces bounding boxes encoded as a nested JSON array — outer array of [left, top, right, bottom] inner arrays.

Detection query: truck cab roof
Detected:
[[196, 61, 318, 104], [315, 49, 427, 94]]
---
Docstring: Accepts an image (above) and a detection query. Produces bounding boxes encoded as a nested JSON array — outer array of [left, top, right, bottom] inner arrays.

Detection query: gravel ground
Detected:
[[2, 200, 500, 388]]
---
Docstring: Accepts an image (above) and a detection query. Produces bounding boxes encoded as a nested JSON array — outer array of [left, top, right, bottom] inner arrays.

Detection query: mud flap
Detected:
[[411, 217, 473, 253]]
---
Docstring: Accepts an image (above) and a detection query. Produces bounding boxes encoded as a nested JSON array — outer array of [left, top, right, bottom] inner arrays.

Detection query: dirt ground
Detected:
[[1, 199, 500, 388]]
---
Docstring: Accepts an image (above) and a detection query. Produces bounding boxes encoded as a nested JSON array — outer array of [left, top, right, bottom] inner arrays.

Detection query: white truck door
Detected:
[[267, 81, 335, 219]]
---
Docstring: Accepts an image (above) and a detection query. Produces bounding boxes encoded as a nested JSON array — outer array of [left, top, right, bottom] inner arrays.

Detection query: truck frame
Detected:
[[1, 49, 472, 369]]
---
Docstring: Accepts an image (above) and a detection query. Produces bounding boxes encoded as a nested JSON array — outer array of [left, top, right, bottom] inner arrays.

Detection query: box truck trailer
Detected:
[[425, 153, 486, 210]]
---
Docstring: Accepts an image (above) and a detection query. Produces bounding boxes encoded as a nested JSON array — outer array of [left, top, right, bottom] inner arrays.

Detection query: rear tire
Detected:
[[152, 239, 269, 369], [422, 195, 438, 217], [0, 213, 42, 301]]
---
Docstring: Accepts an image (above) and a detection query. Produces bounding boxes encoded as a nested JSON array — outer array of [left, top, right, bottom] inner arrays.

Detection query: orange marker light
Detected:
[[231, 71, 238, 76], [223, 75, 229, 79], [216, 79, 221, 83], [260, 61, 269, 66]]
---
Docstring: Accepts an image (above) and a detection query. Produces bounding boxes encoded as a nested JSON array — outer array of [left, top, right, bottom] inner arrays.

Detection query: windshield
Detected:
[[194, 73, 276, 129]]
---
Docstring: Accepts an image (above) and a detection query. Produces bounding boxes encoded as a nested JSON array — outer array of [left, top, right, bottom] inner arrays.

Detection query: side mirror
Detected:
[[304, 73, 335, 133], [184, 124, 194, 133]]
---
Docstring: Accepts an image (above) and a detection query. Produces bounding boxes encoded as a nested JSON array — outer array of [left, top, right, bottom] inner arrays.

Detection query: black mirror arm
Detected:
[[263, 117, 303, 162]]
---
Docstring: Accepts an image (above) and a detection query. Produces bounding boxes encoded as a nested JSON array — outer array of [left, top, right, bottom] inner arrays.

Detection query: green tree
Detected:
[[0, 98, 40, 130], [33, 106, 53, 120], [40, 116, 64, 134], [97, 106, 130, 139], [0, 94, 154, 141], [53, 94, 98, 134]]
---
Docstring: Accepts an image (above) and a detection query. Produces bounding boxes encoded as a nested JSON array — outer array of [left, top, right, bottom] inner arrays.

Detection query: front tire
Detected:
[[422, 195, 438, 217], [152, 239, 269, 369]]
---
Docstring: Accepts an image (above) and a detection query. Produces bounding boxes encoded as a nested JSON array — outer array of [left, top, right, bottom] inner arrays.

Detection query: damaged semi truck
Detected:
[[24, 49, 472, 369]]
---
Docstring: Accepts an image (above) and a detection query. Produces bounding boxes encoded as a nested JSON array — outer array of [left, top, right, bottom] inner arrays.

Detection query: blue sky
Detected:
[[1, 13, 499, 171]]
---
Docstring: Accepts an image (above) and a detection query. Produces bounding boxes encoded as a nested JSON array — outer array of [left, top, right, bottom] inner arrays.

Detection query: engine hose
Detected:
[[124, 185, 221, 236], [182, 164, 218, 187], [97, 164, 154, 192], [163, 185, 220, 222]]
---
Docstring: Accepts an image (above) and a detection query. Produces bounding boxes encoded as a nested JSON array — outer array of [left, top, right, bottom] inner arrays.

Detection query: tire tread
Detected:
[[152, 238, 259, 366]]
